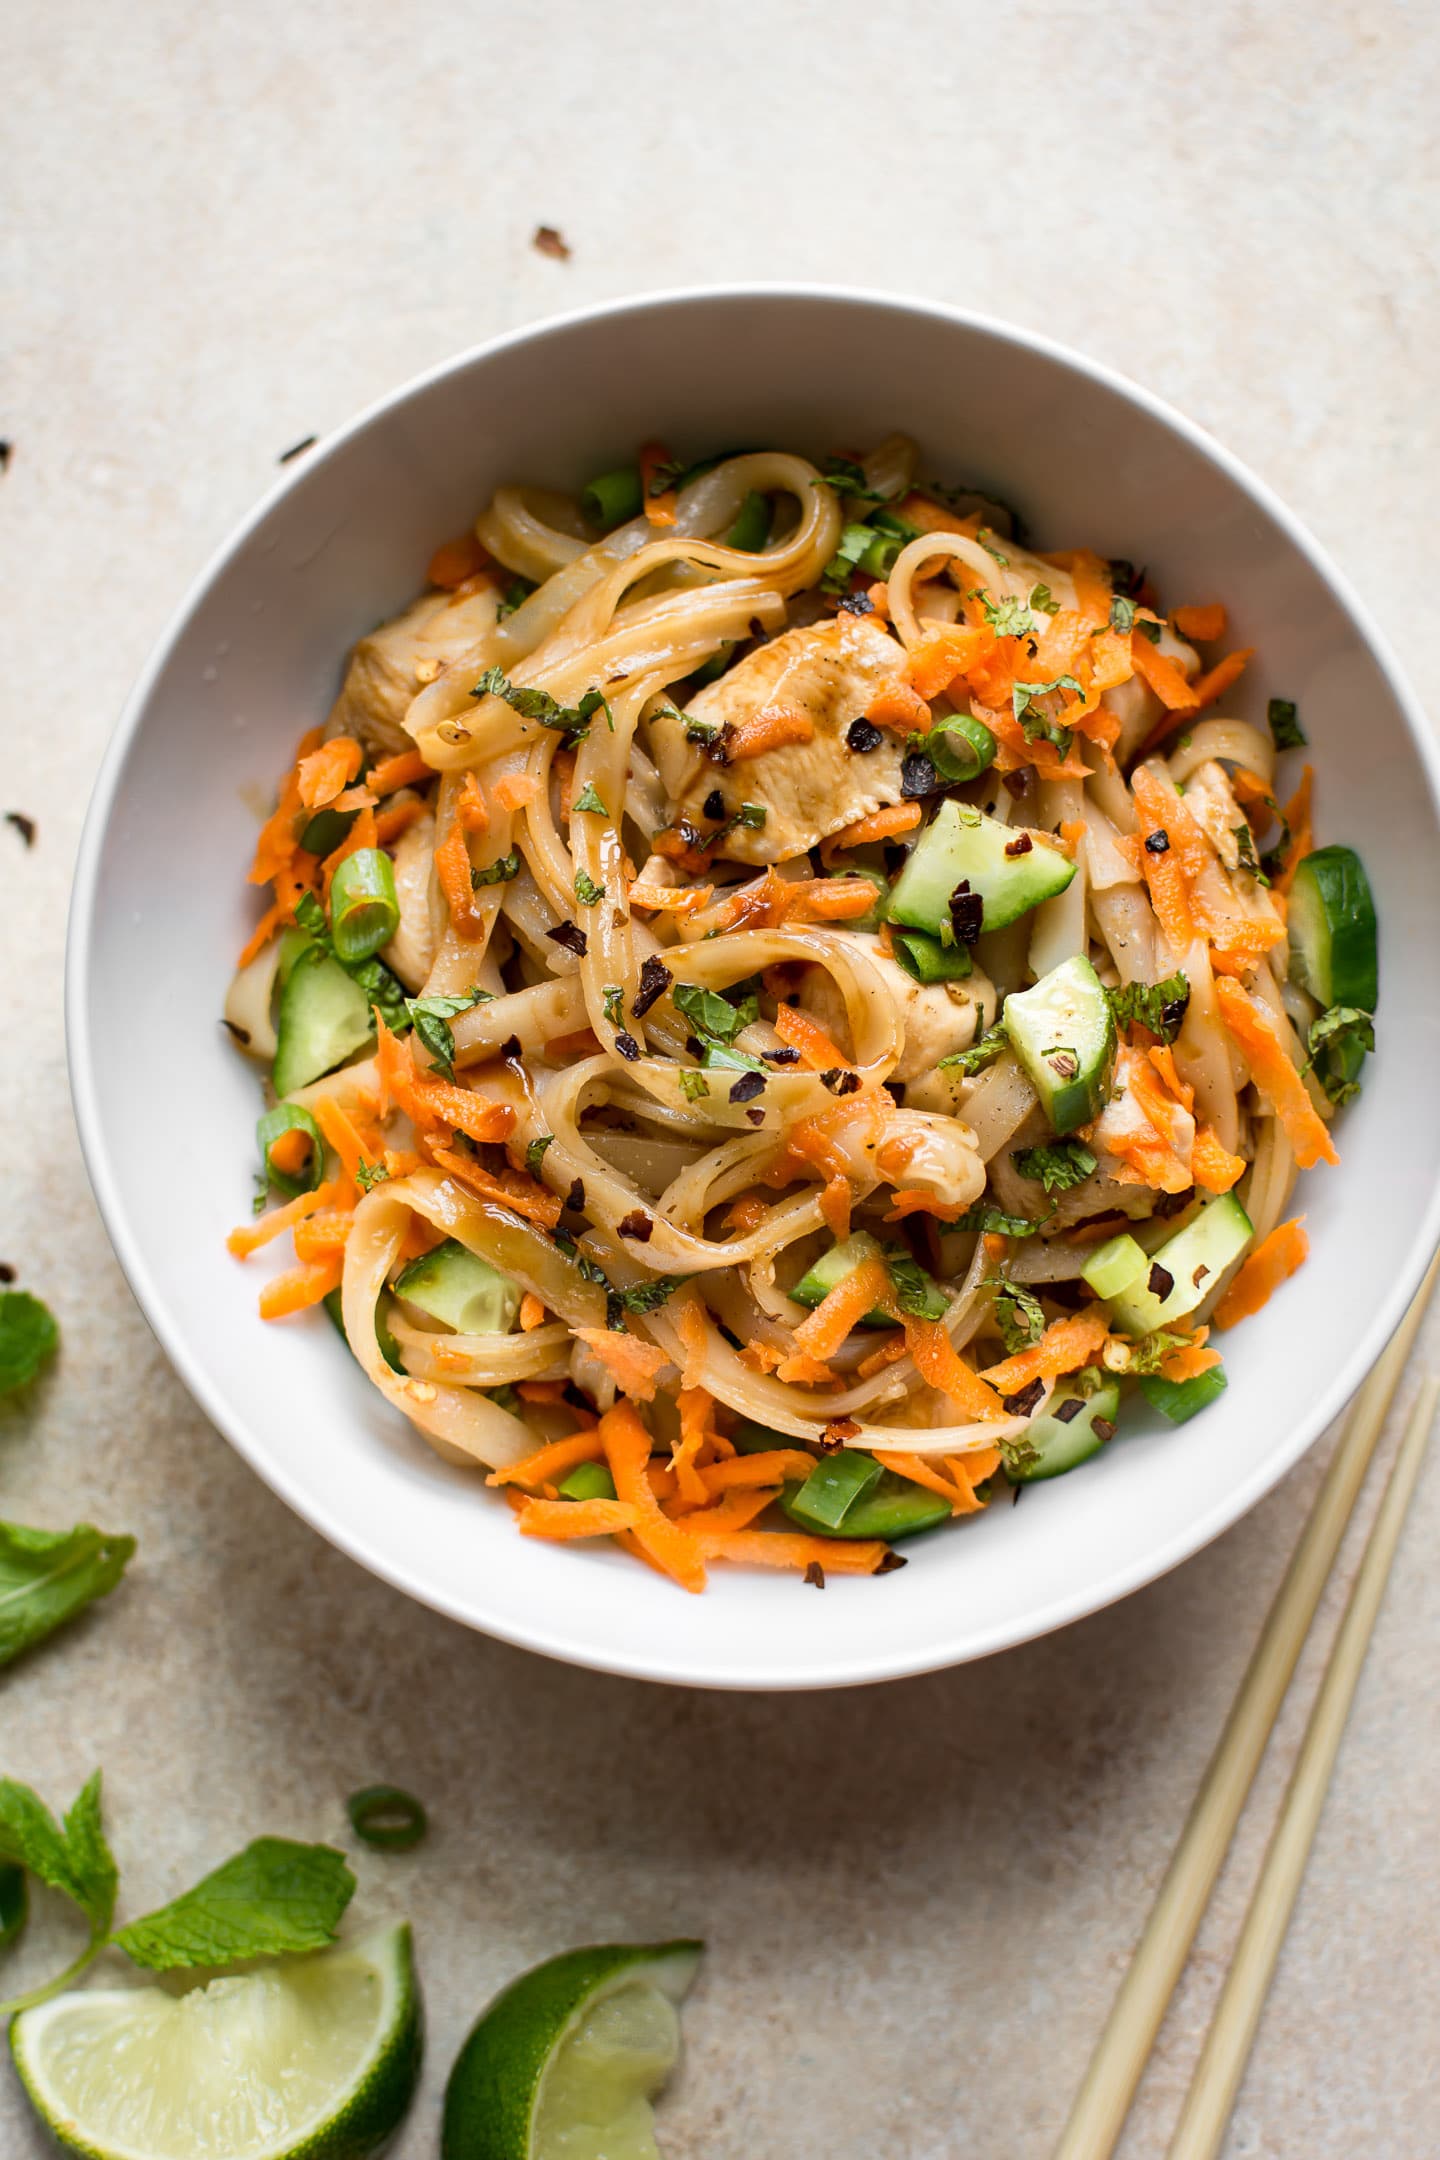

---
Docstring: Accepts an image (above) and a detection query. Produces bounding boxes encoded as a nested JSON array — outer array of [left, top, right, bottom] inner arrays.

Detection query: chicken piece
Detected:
[[644, 617, 911, 863], [380, 809, 444, 991], [793, 931, 994, 1084], [327, 585, 500, 752], [988, 1112, 1159, 1233]]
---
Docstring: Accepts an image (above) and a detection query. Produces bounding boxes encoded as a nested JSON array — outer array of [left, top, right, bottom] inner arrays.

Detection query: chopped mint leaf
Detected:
[[953, 1205, 1043, 1239], [817, 457, 887, 502], [354, 1160, 390, 1193], [1268, 697, 1307, 750], [574, 869, 605, 906], [938, 1022, 1008, 1077], [572, 782, 608, 817], [1109, 594, 1138, 633], [525, 1135, 555, 1178], [1106, 972, 1191, 1044], [0, 1290, 59, 1396], [672, 982, 758, 1042], [678, 1069, 711, 1101], [1029, 582, 1060, 616], [404, 985, 489, 1082], [1012, 675, 1082, 749], [885, 1249, 948, 1321], [1232, 823, 1269, 885], [1012, 1140, 1098, 1194], [1124, 1328, 1194, 1375], [987, 1276, 1047, 1352], [496, 576, 536, 621], [1307, 1004, 1374, 1107], [473, 664, 614, 738], [471, 850, 520, 890], [601, 984, 625, 1029], [113, 1839, 355, 1973]]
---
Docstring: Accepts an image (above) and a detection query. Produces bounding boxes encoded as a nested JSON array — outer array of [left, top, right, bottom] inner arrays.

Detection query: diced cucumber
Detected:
[[890, 930, 974, 984], [557, 1461, 618, 1501], [271, 943, 374, 1096], [791, 1232, 946, 1326], [889, 801, 1075, 938], [1108, 1192, 1253, 1334], [779, 1472, 952, 1541], [1287, 846, 1378, 1011], [786, 1449, 884, 1531], [1007, 1377, 1119, 1481], [732, 1419, 790, 1454], [393, 1239, 521, 1335], [1081, 1233, 1150, 1303], [1139, 1366, 1228, 1424], [323, 1287, 405, 1374], [1003, 955, 1117, 1134]]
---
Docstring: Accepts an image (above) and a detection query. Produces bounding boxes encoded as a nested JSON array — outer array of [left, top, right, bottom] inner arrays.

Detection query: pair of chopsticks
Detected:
[[1054, 1253, 1440, 2160]]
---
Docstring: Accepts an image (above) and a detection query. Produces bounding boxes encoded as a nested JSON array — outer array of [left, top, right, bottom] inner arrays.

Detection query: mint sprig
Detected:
[[0, 1521, 135, 1669]]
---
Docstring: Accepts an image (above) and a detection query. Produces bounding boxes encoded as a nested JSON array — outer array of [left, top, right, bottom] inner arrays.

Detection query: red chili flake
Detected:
[[875, 1550, 909, 1573], [533, 225, 572, 260], [823, 1417, 861, 1446], [803, 1560, 827, 1589], [618, 1210, 654, 1243], [278, 435, 317, 465], [6, 812, 36, 848], [1004, 832, 1034, 857]]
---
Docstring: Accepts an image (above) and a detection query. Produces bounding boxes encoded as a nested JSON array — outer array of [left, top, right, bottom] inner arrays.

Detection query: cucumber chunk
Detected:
[[1288, 846, 1377, 1011], [787, 1449, 884, 1531], [323, 1287, 405, 1374], [1003, 955, 1117, 1134], [1007, 1377, 1119, 1481], [791, 1231, 945, 1326], [889, 801, 1075, 938], [1107, 1192, 1253, 1334], [1139, 1366, 1228, 1424], [890, 930, 974, 983], [1081, 1233, 1149, 1303], [393, 1239, 521, 1335], [779, 1473, 952, 1541], [271, 943, 374, 1096]]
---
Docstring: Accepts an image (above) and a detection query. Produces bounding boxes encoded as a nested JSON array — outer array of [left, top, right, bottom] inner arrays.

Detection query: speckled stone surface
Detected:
[[3, 3, 1438, 2153]]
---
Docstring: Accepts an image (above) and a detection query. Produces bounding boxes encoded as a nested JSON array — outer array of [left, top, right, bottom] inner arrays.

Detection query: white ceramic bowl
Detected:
[[67, 287, 1440, 1690]]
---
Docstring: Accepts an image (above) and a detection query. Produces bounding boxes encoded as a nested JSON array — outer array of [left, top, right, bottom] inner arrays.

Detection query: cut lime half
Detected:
[[443, 1939, 703, 2160], [10, 1922, 420, 2160]]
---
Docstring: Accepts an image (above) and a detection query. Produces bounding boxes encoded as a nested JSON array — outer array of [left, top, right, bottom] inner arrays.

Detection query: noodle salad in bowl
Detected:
[[222, 433, 1377, 1593]]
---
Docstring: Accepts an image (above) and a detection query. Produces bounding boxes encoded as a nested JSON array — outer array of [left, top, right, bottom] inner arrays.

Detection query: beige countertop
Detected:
[[4, 3, 1437, 2152]]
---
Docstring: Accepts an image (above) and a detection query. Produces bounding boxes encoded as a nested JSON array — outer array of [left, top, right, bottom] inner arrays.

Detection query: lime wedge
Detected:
[[10, 1922, 420, 2160], [442, 1939, 703, 2160]]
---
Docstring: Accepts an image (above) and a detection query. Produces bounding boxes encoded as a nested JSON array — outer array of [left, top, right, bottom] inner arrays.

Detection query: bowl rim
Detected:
[[65, 281, 1440, 1690]]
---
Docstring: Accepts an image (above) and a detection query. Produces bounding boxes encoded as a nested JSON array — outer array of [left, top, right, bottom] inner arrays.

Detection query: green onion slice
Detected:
[[346, 1784, 428, 1852], [726, 491, 771, 552], [329, 848, 401, 964], [256, 1102, 326, 1199], [580, 466, 643, 531]]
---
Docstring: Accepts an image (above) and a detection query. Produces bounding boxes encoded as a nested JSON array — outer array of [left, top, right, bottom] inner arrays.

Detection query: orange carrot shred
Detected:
[[981, 1306, 1110, 1396], [427, 530, 490, 589], [638, 442, 679, 527], [829, 801, 921, 850], [773, 1003, 852, 1073], [1214, 1218, 1309, 1329], [1173, 603, 1228, 643], [492, 772, 540, 812], [257, 1255, 343, 1319], [725, 704, 816, 761], [517, 1497, 639, 1540], [573, 1327, 670, 1403], [791, 1254, 889, 1364], [1213, 977, 1337, 1169], [903, 1319, 1008, 1419], [368, 747, 431, 796], [487, 1431, 605, 1489], [601, 1401, 706, 1591], [519, 1292, 546, 1332], [228, 1180, 349, 1259], [297, 736, 363, 810]]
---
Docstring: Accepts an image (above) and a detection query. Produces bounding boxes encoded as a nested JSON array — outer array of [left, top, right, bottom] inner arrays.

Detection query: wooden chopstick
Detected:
[[1053, 1253, 1440, 2160], [1166, 1370, 1440, 2158]]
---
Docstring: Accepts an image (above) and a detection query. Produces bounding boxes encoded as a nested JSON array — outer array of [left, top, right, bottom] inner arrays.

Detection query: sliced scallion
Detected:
[[256, 1102, 325, 1199], [329, 848, 400, 964], [346, 1784, 428, 1853], [726, 491, 771, 552], [298, 805, 357, 857]]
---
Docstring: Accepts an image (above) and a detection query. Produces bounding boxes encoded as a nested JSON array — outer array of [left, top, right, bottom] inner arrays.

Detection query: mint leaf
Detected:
[[525, 1135, 555, 1178], [953, 1205, 1043, 1239], [816, 457, 888, 503], [672, 982, 758, 1043], [113, 1838, 355, 1973], [1307, 1004, 1374, 1107], [885, 1249, 947, 1321], [1105, 972, 1190, 1044], [0, 1772, 117, 1937], [1012, 676, 1082, 749], [1012, 1140, 1098, 1195], [1268, 697, 1307, 750], [610, 1276, 689, 1318], [987, 1276, 1047, 1353], [404, 985, 489, 1083], [473, 665, 614, 738], [1124, 1328, 1193, 1375], [0, 1291, 58, 1395], [1109, 594, 1138, 633], [471, 850, 520, 890], [497, 576, 536, 621], [0, 1521, 135, 1668], [574, 869, 605, 907], [678, 1069, 710, 1100], [572, 782, 608, 816], [938, 1023, 1008, 1078]]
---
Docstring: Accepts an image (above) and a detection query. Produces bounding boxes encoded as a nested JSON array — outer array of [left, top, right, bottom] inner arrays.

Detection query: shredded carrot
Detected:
[[601, 1401, 706, 1591], [725, 703, 816, 761], [1173, 603, 1228, 644], [699, 1451, 815, 1494], [787, 878, 876, 923], [872, 1451, 969, 1512], [672, 1296, 710, 1390], [670, 1386, 718, 1507], [739, 1341, 784, 1374], [1213, 977, 1337, 1169], [1129, 763, 1198, 948], [573, 1327, 670, 1403], [686, 1527, 887, 1575], [894, 491, 981, 539], [638, 441, 678, 527], [374, 799, 427, 846], [866, 679, 933, 735], [981, 1306, 1110, 1396], [953, 1443, 1004, 1490], [228, 1180, 349, 1259], [1189, 647, 1254, 711], [297, 736, 363, 810], [310, 1095, 381, 1188], [517, 1497, 639, 1541], [1042, 548, 1112, 628], [791, 1254, 889, 1364], [431, 1147, 560, 1227], [434, 813, 484, 939], [291, 1211, 354, 1262], [774, 1352, 839, 1386], [830, 800, 921, 850], [258, 1255, 343, 1319], [515, 1379, 569, 1405], [628, 880, 715, 915], [722, 1196, 768, 1235], [487, 1431, 604, 1489], [237, 902, 285, 969], [819, 1173, 853, 1240], [456, 772, 489, 835], [975, 697, 1091, 781], [904, 626, 995, 700], [1214, 1218, 1309, 1330], [492, 772, 540, 812], [427, 530, 490, 589], [773, 1003, 851, 1073], [1129, 632, 1198, 713], [519, 1292, 546, 1332], [857, 1337, 907, 1380], [669, 1488, 776, 1532], [1273, 766, 1314, 895], [1158, 1328, 1224, 1380], [368, 747, 431, 796], [903, 1318, 1008, 1419], [1192, 1125, 1247, 1194]]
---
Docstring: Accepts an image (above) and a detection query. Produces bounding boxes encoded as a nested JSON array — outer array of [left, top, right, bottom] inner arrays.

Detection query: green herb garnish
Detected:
[[1268, 697, 1307, 750], [938, 1023, 1009, 1077], [403, 984, 489, 1082], [572, 782, 608, 817], [1105, 971, 1191, 1044], [473, 664, 614, 738], [1012, 1140, 1098, 1194], [346, 1785, 427, 1852], [987, 1276, 1047, 1352], [1307, 1004, 1375, 1107], [678, 1069, 711, 1101], [602, 984, 625, 1029], [574, 869, 605, 907], [672, 982, 758, 1042], [525, 1135, 555, 1177], [953, 1205, 1043, 1238], [0, 1291, 59, 1396], [471, 850, 520, 889], [0, 1522, 134, 1669]]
